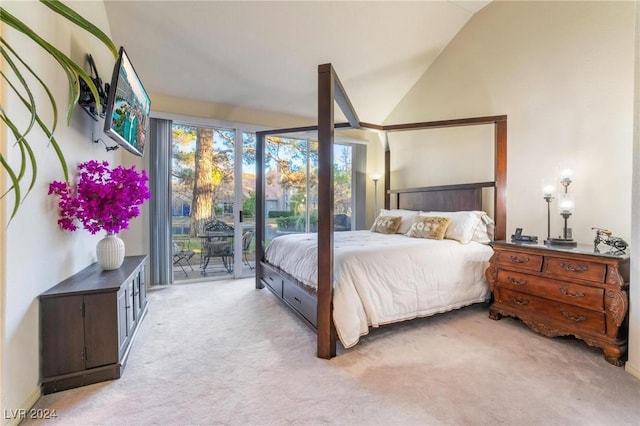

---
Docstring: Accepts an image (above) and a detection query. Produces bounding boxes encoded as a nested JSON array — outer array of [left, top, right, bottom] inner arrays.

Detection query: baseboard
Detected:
[[625, 360, 640, 381], [3, 386, 41, 426]]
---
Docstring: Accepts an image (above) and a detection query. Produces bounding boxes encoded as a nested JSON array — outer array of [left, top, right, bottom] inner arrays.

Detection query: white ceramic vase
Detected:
[[96, 233, 125, 270]]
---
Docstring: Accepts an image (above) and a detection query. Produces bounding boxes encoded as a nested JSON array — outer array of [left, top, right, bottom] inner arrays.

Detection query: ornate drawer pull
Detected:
[[509, 296, 530, 306], [508, 276, 527, 286], [562, 311, 586, 322], [560, 287, 585, 298], [561, 262, 588, 273], [510, 255, 530, 264]]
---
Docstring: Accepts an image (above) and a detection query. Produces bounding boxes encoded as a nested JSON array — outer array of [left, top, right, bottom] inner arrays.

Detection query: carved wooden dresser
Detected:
[[485, 241, 629, 366]]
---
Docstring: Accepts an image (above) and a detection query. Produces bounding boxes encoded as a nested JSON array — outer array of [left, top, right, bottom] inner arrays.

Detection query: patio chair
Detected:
[[200, 219, 234, 274], [173, 240, 195, 277], [242, 230, 254, 269], [334, 213, 351, 231]]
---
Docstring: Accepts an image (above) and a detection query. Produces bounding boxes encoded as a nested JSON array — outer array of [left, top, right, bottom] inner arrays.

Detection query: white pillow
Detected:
[[471, 213, 495, 244], [378, 208, 419, 234], [419, 211, 489, 244]]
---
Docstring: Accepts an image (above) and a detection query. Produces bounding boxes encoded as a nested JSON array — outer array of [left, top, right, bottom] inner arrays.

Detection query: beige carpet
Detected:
[[25, 278, 640, 425]]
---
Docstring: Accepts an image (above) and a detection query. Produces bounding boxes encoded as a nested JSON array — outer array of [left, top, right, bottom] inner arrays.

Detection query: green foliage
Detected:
[[275, 216, 298, 230], [268, 210, 293, 219], [243, 190, 256, 218], [0, 0, 118, 221]]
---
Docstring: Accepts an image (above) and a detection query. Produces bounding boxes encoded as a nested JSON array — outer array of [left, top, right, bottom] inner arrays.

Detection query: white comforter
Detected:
[[264, 230, 492, 348]]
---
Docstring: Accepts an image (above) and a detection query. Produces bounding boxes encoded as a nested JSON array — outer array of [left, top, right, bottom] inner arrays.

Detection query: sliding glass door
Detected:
[[171, 124, 257, 281], [234, 132, 257, 278]]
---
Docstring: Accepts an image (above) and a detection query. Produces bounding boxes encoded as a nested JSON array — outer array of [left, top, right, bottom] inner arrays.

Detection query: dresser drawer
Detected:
[[495, 250, 543, 272], [261, 268, 282, 297], [496, 270, 604, 311], [544, 257, 606, 283], [497, 288, 605, 334], [282, 279, 317, 327]]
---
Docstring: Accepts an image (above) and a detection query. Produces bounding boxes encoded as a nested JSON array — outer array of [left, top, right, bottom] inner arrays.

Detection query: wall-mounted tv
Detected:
[[103, 47, 150, 157]]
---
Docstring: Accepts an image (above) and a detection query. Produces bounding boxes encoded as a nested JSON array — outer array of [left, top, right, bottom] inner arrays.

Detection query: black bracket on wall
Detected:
[[93, 137, 119, 152], [78, 54, 109, 121]]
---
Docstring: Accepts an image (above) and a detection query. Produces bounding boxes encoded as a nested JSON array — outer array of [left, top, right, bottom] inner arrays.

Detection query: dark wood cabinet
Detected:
[[486, 242, 629, 366], [40, 255, 148, 394]]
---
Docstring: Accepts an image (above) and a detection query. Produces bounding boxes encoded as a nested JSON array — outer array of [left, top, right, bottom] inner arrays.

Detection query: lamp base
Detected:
[[544, 237, 578, 247]]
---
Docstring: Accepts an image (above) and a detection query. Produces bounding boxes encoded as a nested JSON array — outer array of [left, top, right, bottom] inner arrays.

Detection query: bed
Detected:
[[255, 64, 507, 358], [265, 225, 494, 348]]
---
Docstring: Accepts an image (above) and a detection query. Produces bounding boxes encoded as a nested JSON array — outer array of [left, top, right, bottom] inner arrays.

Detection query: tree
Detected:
[[190, 127, 214, 236], [265, 137, 308, 211], [243, 190, 256, 218], [334, 145, 352, 214], [172, 126, 196, 216]]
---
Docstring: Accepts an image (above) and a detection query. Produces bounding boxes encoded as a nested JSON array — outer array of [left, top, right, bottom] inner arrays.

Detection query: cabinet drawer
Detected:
[[261, 269, 282, 297], [283, 279, 317, 327], [496, 270, 604, 311], [496, 250, 543, 272], [544, 257, 606, 283], [497, 288, 605, 334]]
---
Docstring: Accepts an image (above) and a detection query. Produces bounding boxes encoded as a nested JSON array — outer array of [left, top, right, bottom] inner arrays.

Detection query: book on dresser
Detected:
[[485, 241, 630, 366], [39, 255, 148, 394]]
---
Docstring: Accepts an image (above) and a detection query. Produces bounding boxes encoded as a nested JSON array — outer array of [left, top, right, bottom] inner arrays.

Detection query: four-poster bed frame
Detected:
[[256, 63, 507, 359]]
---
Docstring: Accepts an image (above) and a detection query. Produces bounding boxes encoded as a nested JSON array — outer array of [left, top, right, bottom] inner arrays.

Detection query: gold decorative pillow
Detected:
[[406, 216, 451, 240], [370, 215, 402, 234]]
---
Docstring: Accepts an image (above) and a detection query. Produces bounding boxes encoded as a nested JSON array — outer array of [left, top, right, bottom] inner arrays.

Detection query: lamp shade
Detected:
[[541, 178, 556, 197], [557, 193, 575, 213], [559, 165, 574, 181], [370, 172, 383, 182]]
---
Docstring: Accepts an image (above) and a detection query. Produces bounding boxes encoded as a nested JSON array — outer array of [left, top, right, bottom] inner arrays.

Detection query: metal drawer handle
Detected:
[[561, 263, 588, 273], [508, 276, 527, 286], [562, 311, 586, 322], [294, 296, 301, 304], [509, 296, 530, 306], [510, 255, 530, 264], [560, 287, 585, 298]]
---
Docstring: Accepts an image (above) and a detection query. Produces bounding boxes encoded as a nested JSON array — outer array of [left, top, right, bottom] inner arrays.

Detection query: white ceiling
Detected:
[[104, 1, 490, 124]]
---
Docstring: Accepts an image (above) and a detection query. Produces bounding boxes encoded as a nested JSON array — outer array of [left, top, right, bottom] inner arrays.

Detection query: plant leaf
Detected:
[[2, 69, 69, 186], [0, 112, 28, 181], [38, 0, 118, 59], [1, 7, 102, 122], [0, 153, 21, 221], [0, 37, 58, 136], [0, 49, 36, 144]]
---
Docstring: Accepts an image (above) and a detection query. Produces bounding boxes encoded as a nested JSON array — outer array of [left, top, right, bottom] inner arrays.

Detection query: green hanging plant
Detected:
[[0, 0, 118, 221]]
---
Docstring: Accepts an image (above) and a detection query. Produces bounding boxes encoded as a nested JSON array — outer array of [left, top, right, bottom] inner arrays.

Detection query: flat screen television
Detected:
[[103, 47, 151, 157]]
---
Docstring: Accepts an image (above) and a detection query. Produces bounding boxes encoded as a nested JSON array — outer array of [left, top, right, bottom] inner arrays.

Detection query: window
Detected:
[[264, 136, 355, 241]]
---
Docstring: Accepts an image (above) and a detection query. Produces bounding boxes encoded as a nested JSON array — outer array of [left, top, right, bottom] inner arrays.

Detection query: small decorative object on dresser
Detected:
[[485, 241, 630, 366], [592, 227, 628, 255]]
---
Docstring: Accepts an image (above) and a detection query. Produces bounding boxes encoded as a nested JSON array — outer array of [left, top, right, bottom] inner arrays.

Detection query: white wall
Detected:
[[628, 0, 640, 380], [0, 1, 122, 420], [384, 1, 637, 374]]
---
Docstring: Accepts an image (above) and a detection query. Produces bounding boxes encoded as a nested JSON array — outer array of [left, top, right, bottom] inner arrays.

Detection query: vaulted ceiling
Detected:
[[105, 1, 490, 124]]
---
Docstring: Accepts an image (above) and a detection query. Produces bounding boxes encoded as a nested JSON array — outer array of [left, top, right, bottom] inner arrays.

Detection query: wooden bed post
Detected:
[[494, 119, 507, 241], [384, 149, 391, 209], [317, 64, 337, 359]]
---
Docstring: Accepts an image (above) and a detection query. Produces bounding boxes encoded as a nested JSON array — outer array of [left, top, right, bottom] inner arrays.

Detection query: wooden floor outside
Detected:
[[173, 252, 255, 281]]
